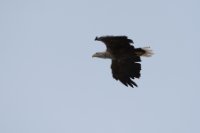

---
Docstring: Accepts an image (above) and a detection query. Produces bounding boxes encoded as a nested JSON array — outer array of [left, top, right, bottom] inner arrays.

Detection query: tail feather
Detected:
[[141, 47, 154, 57]]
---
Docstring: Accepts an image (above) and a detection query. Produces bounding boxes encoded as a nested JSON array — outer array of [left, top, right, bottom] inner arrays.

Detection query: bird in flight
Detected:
[[92, 35, 153, 87]]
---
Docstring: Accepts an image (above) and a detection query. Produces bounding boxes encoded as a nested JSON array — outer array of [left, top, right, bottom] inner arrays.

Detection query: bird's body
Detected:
[[93, 35, 153, 87]]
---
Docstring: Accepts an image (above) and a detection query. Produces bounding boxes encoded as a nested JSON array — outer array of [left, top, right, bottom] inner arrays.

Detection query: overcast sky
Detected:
[[0, 0, 200, 133]]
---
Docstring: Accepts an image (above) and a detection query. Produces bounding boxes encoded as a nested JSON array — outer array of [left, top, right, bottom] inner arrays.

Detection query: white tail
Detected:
[[141, 47, 154, 57]]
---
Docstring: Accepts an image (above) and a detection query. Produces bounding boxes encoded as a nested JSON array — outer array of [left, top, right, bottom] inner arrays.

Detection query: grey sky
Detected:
[[0, 0, 200, 133]]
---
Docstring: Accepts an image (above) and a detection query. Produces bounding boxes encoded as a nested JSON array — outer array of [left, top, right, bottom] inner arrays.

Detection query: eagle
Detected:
[[92, 35, 153, 87]]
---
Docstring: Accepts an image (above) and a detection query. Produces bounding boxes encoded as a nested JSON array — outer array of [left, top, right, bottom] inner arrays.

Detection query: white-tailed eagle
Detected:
[[92, 35, 153, 87]]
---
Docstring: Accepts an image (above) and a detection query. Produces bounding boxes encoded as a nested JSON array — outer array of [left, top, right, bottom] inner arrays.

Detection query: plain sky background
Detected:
[[0, 0, 200, 133]]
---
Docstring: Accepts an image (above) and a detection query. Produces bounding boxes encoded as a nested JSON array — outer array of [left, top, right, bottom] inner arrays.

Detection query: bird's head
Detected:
[[92, 51, 112, 59], [92, 52, 106, 58]]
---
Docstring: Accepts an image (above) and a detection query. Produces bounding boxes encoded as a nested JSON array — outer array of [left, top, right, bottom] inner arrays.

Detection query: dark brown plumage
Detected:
[[93, 35, 153, 87]]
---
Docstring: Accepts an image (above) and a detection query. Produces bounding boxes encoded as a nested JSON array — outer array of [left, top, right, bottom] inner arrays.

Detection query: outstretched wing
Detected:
[[111, 59, 141, 87], [95, 35, 142, 87], [95, 36, 134, 51]]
